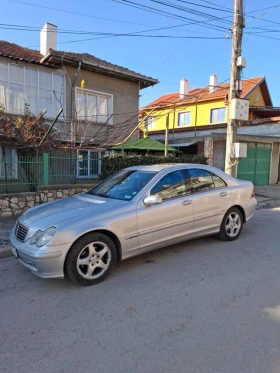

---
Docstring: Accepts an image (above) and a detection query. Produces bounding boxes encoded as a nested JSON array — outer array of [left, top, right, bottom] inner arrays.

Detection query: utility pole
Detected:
[[225, 0, 245, 177], [164, 114, 169, 157]]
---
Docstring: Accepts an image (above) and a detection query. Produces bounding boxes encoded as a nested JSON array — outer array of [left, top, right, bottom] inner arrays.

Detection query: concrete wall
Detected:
[[64, 65, 140, 140], [150, 123, 280, 143], [246, 85, 266, 107], [143, 99, 229, 132], [0, 56, 140, 143]]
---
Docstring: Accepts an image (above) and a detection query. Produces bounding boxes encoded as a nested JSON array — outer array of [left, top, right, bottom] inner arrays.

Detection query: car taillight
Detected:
[[250, 188, 255, 198]]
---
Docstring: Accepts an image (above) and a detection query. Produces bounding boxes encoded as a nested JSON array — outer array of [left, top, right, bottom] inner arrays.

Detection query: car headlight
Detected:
[[30, 227, 57, 247]]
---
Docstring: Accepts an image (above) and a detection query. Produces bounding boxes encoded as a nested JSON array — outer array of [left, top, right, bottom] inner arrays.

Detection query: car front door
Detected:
[[187, 168, 231, 233], [136, 169, 194, 251]]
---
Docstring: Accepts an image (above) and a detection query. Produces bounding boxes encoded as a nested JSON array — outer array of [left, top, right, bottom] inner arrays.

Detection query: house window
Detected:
[[76, 89, 112, 124], [77, 150, 101, 178], [145, 116, 155, 129], [0, 146, 17, 178], [210, 107, 226, 123], [0, 62, 65, 118], [178, 112, 191, 126]]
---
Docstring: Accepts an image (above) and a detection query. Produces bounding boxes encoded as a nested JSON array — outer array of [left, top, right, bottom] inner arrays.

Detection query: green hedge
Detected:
[[100, 154, 208, 179]]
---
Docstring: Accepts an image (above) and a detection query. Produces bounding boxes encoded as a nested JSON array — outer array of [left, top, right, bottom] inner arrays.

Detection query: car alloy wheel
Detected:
[[218, 207, 243, 241], [225, 212, 242, 238], [77, 241, 112, 280], [65, 232, 117, 286]]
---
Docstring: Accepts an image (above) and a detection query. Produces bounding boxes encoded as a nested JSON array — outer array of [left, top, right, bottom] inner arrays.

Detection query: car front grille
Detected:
[[15, 223, 29, 242]]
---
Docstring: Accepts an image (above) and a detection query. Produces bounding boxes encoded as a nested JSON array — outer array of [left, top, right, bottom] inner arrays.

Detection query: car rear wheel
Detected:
[[65, 232, 117, 286], [218, 207, 243, 241]]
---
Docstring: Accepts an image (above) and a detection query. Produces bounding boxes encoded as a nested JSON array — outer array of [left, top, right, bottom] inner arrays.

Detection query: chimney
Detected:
[[180, 79, 189, 98], [40, 23, 57, 55], [209, 74, 218, 93]]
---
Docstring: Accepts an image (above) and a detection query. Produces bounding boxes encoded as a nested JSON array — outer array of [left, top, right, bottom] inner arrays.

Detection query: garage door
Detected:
[[213, 147, 226, 171], [237, 143, 272, 185]]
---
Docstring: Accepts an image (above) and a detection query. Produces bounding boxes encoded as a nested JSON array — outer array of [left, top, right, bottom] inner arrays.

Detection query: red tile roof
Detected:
[[142, 77, 266, 109], [0, 40, 159, 87], [42, 50, 158, 88], [0, 40, 54, 66]]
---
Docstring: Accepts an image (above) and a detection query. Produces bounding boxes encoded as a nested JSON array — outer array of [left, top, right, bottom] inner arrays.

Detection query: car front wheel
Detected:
[[218, 207, 243, 241], [65, 232, 117, 286]]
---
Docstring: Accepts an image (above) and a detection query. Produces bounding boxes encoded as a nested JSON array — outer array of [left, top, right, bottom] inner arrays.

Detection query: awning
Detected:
[[109, 138, 178, 152], [169, 141, 197, 147]]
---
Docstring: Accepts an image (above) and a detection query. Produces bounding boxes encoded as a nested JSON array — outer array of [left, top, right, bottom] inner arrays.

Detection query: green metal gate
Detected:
[[237, 143, 272, 186]]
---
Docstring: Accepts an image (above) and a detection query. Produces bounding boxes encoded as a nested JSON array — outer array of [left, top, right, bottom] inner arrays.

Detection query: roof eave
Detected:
[[243, 77, 273, 106], [42, 51, 159, 88], [141, 95, 228, 110]]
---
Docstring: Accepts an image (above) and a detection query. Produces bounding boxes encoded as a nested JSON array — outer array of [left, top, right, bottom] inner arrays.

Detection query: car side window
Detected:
[[150, 170, 186, 201], [212, 173, 227, 188], [188, 169, 215, 193]]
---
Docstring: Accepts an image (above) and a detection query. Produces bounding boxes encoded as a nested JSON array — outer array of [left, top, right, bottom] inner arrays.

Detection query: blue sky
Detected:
[[2, 0, 280, 107]]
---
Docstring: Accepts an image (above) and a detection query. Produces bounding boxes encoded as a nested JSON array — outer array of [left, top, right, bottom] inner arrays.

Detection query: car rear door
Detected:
[[136, 169, 194, 250], [187, 168, 231, 233]]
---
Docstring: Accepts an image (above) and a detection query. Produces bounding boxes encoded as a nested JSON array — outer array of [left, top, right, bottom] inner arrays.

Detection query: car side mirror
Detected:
[[143, 194, 162, 206]]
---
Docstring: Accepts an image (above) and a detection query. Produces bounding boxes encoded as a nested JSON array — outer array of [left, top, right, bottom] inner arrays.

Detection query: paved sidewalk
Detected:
[[255, 184, 280, 209]]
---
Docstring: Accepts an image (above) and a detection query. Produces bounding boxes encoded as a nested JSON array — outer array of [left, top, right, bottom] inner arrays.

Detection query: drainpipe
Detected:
[[195, 97, 198, 139], [172, 103, 175, 140], [70, 61, 82, 145]]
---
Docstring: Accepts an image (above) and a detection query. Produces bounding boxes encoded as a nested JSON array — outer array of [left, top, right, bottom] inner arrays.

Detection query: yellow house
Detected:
[[139, 75, 280, 186], [140, 75, 272, 134]]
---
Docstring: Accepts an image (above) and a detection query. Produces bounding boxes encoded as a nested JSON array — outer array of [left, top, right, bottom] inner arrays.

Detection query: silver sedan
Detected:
[[10, 164, 257, 286]]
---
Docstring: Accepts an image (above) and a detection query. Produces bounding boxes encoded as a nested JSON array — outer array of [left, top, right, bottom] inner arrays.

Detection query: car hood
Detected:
[[22, 194, 125, 226]]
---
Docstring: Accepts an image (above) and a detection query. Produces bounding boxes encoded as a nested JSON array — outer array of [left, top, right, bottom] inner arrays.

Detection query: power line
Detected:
[[113, 0, 232, 32], [172, 0, 233, 13], [0, 25, 226, 39], [7, 0, 152, 27], [148, 0, 232, 25]]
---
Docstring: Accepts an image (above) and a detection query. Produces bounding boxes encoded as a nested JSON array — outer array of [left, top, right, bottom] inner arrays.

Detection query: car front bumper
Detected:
[[10, 232, 71, 279]]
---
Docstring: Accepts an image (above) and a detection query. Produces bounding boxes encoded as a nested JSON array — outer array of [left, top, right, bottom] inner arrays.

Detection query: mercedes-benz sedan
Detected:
[[10, 164, 257, 286]]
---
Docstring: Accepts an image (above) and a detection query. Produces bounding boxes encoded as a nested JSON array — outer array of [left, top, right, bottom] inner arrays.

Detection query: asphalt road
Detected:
[[1, 208, 280, 373]]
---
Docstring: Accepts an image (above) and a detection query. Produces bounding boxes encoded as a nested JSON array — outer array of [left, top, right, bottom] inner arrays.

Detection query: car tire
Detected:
[[218, 207, 243, 241], [65, 232, 117, 286]]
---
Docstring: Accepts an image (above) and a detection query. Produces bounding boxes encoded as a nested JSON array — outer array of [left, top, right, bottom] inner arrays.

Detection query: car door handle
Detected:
[[219, 192, 228, 197], [182, 200, 192, 206]]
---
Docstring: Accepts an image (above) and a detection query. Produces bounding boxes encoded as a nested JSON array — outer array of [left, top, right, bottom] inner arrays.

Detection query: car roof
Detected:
[[126, 163, 215, 172]]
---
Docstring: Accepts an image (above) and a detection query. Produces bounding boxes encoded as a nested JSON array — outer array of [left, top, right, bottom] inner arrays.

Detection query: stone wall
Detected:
[[0, 185, 93, 217]]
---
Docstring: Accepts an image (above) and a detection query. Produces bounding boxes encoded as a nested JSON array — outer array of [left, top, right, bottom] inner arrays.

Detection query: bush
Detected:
[[100, 154, 208, 179]]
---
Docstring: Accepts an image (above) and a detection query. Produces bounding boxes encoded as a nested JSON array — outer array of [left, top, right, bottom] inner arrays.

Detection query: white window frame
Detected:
[[76, 149, 101, 178], [210, 107, 226, 123], [178, 111, 191, 127], [0, 147, 18, 179], [75, 87, 113, 125], [0, 62, 66, 119], [145, 116, 156, 129]]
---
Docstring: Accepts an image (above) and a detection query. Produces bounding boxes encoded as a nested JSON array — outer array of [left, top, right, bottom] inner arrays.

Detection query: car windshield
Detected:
[[87, 170, 157, 201]]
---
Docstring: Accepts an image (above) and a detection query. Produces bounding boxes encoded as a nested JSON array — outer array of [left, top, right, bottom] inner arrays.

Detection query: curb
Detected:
[[0, 247, 13, 259]]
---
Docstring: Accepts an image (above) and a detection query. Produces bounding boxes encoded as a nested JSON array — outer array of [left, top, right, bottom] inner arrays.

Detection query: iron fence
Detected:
[[0, 150, 101, 194]]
